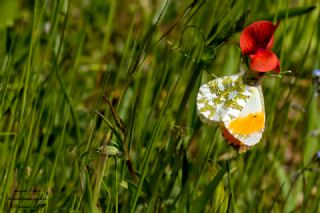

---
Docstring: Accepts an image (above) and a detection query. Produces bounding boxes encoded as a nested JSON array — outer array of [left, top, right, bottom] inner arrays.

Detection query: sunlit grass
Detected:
[[0, 0, 319, 212]]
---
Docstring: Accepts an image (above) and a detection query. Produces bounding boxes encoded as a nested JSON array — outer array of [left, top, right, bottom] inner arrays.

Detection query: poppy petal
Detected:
[[240, 21, 279, 54], [249, 49, 280, 72], [266, 35, 274, 50], [266, 21, 280, 50], [240, 29, 256, 54]]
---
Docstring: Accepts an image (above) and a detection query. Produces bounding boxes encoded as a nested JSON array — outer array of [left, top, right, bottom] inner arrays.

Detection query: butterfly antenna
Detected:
[[266, 70, 292, 78], [201, 69, 219, 79]]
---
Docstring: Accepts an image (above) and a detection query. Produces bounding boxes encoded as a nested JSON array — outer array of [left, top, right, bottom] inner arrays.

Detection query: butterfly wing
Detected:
[[223, 85, 265, 150], [197, 74, 253, 123]]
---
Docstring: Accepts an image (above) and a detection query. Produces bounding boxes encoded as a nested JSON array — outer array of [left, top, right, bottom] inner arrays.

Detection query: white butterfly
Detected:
[[197, 73, 265, 152]]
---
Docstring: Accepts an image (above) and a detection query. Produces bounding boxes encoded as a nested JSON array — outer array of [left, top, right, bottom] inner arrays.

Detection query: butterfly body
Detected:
[[197, 73, 265, 152]]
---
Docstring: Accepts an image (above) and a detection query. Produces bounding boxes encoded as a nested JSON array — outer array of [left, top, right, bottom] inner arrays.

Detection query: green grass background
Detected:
[[0, 0, 319, 212]]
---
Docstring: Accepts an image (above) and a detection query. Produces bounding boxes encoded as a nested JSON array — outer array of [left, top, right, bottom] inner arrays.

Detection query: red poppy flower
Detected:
[[240, 21, 280, 73]]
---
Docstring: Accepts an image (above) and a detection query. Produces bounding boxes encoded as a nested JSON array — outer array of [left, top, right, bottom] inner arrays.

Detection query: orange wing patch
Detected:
[[221, 126, 249, 153], [227, 112, 264, 135]]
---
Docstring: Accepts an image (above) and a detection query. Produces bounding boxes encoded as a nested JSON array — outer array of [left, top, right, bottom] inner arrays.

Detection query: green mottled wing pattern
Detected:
[[197, 74, 253, 123]]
